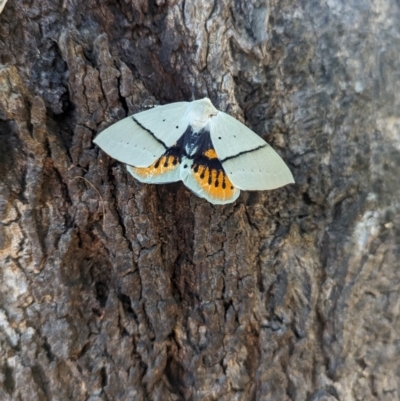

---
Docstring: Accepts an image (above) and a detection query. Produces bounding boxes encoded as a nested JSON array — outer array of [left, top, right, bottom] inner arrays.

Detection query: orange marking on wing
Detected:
[[131, 155, 178, 179], [193, 165, 236, 202], [203, 149, 218, 159]]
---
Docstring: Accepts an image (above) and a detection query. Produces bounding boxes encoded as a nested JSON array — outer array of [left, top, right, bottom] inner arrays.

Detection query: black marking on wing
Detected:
[[155, 126, 225, 172], [186, 129, 226, 174], [132, 116, 168, 149], [175, 126, 203, 156], [176, 127, 212, 158], [192, 155, 223, 172], [220, 145, 267, 163], [163, 143, 183, 162]]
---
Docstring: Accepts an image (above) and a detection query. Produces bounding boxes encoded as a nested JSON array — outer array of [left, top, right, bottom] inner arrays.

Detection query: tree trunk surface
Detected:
[[1, 1, 399, 400]]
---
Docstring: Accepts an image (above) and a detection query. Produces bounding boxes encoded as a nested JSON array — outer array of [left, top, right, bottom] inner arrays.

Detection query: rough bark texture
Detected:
[[1, 1, 399, 400]]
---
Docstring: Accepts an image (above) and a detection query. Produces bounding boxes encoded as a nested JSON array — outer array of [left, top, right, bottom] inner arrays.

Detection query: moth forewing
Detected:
[[208, 112, 267, 160], [133, 101, 189, 148], [208, 112, 294, 190], [221, 146, 295, 191], [93, 116, 166, 167]]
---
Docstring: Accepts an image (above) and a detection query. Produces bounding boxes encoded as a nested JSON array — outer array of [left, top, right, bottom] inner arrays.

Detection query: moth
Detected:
[[94, 98, 294, 204]]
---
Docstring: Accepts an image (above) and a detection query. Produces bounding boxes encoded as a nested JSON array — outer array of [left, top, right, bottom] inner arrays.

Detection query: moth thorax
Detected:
[[187, 100, 217, 132], [184, 129, 202, 156], [190, 120, 207, 133], [185, 144, 199, 157]]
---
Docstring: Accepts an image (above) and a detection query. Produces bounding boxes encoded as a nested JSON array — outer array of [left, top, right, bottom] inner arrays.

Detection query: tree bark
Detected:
[[1, 1, 399, 400]]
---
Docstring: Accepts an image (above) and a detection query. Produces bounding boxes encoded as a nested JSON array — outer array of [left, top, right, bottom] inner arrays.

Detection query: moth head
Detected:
[[187, 98, 218, 131]]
